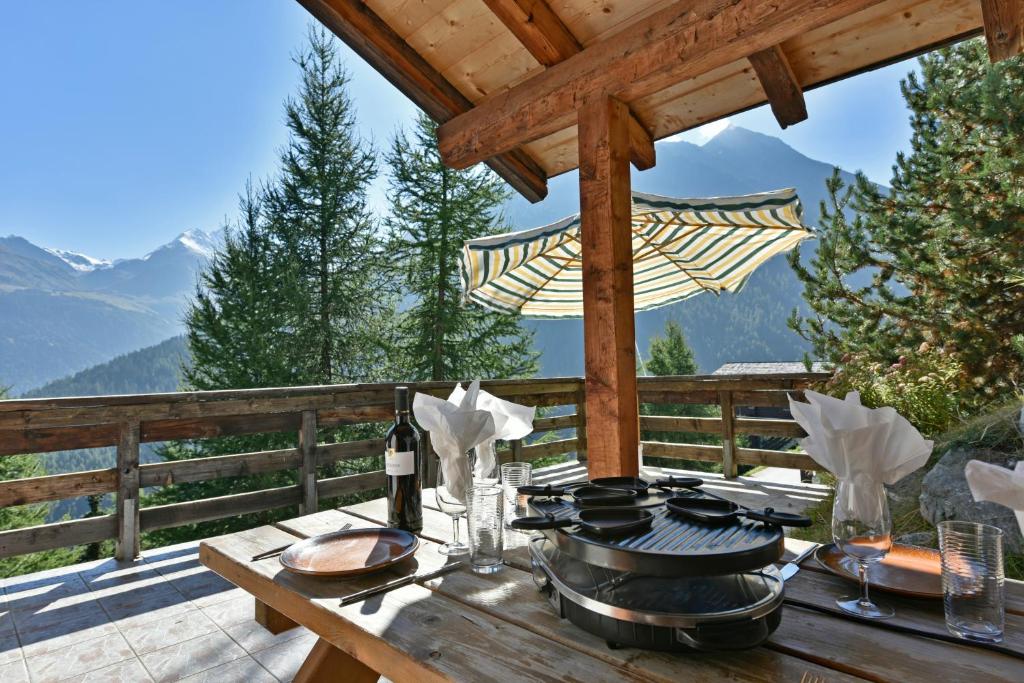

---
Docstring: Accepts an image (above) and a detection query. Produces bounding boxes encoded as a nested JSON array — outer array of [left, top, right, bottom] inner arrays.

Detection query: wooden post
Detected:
[[115, 420, 140, 561], [574, 387, 588, 463], [719, 390, 738, 479], [255, 599, 299, 635], [510, 438, 523, 463], [423, 432, 438, 489], [299, 410, 318, 515], [578, 95, 641, 480], [980, 0, 1023, 63]]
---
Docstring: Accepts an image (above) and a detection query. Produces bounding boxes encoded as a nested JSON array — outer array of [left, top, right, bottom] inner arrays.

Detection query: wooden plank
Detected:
[[641, 440, 724, 463], [295, 0, 548, 202], [317, 404, 392, 426], [732, 389, 803, 408], [294, 638, 379, 683], [139, 485, 302, 531], [0, 468, 117, 507], [299, 411, 318, 515], [316, 471, 386, 499], [518, 438, 578, 461], [0, 515, 116, 557], [579, 95, 639, 480], [736, 447, 820, 470], [640, 415, 724, 435], [719, 390, 738, 478], [142, 412, 302, 442], [735, 417, 805, 438], [981, 0, 1024, 61], [436, 0, 886, 168], [638, 373, 829, 391], [315, 438, 385, 466], [140, 448, 301, 487], [575, 387, 587, 462], [255, 599, 300, 636], [482, 0, 582, 66], [531, 413, 578, 431], [747, 44, 807, 128], [0, 423, 117, 457], [639, 389, 719, 405], [115, 421, 141, 561]]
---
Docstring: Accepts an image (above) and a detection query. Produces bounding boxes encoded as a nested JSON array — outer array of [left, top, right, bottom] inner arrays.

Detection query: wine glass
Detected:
[[435, 458, 470, 556], [831, 478, 894, 618]]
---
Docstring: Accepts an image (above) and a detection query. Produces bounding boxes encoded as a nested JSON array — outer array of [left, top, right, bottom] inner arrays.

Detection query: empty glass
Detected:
[[939, 521, 1005, 643], [500, 462, 532, 528], [435, 458, 469, 556], [831, 478, 894, 618], [466, 484, 503, 574], [472, 440, 500, 485]]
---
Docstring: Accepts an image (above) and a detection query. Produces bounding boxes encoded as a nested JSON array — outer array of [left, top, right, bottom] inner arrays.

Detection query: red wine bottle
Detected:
[[385, 386, 423, 533]]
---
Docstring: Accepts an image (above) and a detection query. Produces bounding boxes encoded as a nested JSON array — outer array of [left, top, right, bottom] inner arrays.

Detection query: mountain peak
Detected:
[[143, 228, 223, 261], [44, 248, 112, 272]]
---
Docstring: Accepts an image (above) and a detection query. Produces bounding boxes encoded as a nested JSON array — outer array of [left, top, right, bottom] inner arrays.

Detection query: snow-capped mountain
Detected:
[[45, 248, 112, 272], [0, 229, 224, 393]]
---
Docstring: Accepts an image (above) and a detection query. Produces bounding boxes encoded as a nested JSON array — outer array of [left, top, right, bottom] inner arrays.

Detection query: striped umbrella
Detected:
[[460, 188, 813, 318]]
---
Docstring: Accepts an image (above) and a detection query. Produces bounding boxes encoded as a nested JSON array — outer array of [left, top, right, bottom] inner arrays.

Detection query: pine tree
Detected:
[[385, 112, 538, 381], [146, 28, 393, 545], [789, 39, 1024, 402], [264, 27, 393, 385], [639, 320, 720, 472]]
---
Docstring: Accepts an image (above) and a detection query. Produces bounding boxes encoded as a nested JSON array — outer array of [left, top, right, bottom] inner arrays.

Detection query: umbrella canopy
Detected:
[[460, 188, 813, 319]]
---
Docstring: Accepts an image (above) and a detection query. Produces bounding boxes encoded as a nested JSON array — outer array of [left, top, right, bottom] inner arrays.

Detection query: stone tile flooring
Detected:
[[0, 542, 315, 682]]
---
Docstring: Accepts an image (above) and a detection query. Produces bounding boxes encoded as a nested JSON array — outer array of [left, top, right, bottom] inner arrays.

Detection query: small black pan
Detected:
[[666, 497, 812, 527], [510, 508, 654, 538], [517, 484, 638, 507], [590, 475, 704, 495]]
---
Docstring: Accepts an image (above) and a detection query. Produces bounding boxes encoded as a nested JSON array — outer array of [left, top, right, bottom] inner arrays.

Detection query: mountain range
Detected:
[[2, 125, 865, 396]]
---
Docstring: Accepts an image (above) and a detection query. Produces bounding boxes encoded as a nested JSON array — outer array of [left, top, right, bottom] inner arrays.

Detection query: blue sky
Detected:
[[2, 1, 915, 260]]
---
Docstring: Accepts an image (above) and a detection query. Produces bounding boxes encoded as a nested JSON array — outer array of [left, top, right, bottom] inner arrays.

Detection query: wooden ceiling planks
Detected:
[[307, 0, 1004, 194]]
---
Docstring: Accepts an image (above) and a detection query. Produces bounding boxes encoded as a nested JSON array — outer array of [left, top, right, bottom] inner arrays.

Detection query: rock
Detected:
[[919, 447, 1023, 553]]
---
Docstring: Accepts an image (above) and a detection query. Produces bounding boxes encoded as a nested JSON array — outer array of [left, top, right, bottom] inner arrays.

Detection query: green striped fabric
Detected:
[[460, 188, 813, 319]]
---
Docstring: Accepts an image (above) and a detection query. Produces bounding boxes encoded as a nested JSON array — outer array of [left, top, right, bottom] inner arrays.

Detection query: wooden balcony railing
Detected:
[[0, 372, 827, 563]]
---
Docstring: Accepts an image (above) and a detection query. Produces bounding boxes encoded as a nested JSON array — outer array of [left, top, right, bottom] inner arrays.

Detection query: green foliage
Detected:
[[639, 320, 720, 472], [935, 396, 1024, 456], [385, 113, 538, 381], [23, 336, 188, 399], [789, 40, 1024, 407], [824, 347, 966, 436]]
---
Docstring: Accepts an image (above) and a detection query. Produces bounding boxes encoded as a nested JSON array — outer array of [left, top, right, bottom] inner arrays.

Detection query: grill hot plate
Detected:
[[525, 490, 785, 576]]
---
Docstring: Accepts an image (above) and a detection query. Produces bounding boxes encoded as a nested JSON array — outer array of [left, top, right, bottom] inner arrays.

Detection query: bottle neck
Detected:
[[395, 409, 410, 424]]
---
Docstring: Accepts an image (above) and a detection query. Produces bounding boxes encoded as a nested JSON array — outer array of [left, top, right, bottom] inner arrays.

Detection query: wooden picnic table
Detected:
[[200, 494, 1024, 682]]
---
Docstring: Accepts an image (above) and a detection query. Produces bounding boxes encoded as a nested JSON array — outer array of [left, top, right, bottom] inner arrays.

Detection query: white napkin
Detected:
[[412, 380, 496, 503], [965, 459, 1024, 535], [789, 390, 933, 517], [448, 386, 535, 481]]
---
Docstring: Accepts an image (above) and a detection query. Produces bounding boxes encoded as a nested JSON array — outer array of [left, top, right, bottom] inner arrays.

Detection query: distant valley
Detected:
[[3, 126, 863, 397]]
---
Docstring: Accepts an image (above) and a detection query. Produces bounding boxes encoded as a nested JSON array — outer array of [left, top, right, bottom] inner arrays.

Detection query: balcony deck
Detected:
[[0, 461, 828, 682]]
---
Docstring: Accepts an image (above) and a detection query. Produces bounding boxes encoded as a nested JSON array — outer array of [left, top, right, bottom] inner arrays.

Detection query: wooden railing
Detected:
[[0, 372, 826, 562]]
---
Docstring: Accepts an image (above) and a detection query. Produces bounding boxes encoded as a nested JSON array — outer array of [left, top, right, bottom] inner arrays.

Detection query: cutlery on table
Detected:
[[781, 543, 820, 581], [339, 561, 464, 606]]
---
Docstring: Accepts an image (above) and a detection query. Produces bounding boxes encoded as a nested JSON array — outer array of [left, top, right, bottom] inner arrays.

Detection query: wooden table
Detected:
[[200, 495, 1024, 682]]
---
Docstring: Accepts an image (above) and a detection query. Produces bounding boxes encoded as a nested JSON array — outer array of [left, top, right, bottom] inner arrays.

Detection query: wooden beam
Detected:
[[295, 0, 548, 201], [438, 0, 885, 168], [748, 45, 808, 128], [298, 410, 318, 515], [579, 96, 640, 480], [482, 0, 655, 170], [115, 421, 140, 561], [981, 0, 1024, 62]]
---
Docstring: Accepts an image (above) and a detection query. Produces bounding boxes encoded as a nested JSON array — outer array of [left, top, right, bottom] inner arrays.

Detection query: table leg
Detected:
[[254, 598, 299, 634], [294, 637, 380, 683]]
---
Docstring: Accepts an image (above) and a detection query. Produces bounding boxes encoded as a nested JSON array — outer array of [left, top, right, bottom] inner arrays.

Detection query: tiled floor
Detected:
[[0, 542, 315, 682]]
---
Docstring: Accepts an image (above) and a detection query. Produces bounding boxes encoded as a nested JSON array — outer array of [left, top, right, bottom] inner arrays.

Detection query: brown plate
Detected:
[[280, 528, 419, 577], [814, 542, 942, 598]]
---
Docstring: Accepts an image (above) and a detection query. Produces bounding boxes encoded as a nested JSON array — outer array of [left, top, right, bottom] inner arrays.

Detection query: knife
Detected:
[[339, 561, 464, 606], [781, 543, 820, 581]]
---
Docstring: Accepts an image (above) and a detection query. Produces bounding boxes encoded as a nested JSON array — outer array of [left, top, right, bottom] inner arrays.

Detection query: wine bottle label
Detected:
[[385, 448, 415, 476]]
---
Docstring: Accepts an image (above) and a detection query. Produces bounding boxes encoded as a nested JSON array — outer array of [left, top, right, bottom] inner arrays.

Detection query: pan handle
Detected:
[[509, 513, 575, 531], [654, 476, 704, 489], [744, 507, 813, 528], [517, 484, 566, 497]]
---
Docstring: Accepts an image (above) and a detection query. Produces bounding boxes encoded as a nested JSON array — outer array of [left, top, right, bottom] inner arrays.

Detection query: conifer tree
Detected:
[[385, 113, 538, 381], [789, 40, 1024, 400]]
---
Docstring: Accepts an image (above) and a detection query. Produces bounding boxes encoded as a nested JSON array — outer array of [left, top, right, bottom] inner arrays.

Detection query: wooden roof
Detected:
[[298, 1, 1021, 201]]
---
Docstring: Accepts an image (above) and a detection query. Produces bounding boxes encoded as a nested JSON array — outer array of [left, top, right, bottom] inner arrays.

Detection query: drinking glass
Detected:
[[435, 458, 470, 556], [467, 484, 503, 574], [939, 521, 1004, 643], [831, 478, 894, 618], [500, 462, 532, 528]]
